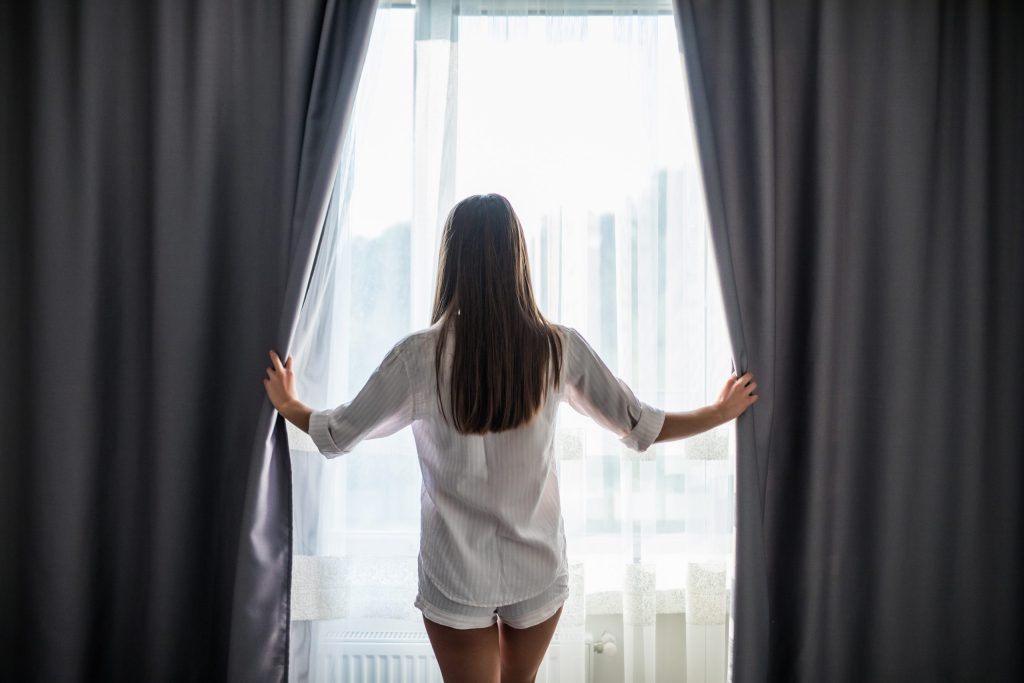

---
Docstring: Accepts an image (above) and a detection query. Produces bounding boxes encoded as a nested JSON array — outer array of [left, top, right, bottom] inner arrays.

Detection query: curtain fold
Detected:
[[671, 2, 774, 678], [229, 1, 378, 680], [674, 0, 1024, 680], [0, 1, 376, 680]]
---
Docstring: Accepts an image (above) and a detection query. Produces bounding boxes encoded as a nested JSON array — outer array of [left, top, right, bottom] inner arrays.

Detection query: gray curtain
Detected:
[[0, 1, 376, 680], [674, 0, 1023, 680]]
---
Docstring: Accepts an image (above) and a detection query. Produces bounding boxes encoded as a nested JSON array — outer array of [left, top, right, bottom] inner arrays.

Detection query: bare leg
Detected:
[[423, 616, 500, 683], [497, 607, 562, 683]]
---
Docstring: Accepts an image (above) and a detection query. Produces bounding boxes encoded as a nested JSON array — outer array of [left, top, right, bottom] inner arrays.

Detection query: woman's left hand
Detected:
[[264, 350, 297, 412]]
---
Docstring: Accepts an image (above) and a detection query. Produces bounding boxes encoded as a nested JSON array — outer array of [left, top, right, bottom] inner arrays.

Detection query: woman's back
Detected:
[[307, 320, 665, 605]]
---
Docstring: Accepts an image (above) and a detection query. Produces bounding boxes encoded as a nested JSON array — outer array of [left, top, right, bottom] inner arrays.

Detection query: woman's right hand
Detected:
[[715, 372, 759, 422]]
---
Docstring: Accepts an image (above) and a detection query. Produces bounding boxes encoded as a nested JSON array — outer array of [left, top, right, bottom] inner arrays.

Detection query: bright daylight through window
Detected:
[[288, 1, 735, 680]]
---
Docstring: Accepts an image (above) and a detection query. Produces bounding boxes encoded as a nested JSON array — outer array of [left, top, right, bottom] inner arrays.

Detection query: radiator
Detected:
[[318, 631, 443, 683], [314, 627, 569, 682]]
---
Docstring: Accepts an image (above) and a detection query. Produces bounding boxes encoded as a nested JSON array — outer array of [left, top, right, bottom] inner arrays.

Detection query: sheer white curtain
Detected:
[[289, 1, 735, 681]]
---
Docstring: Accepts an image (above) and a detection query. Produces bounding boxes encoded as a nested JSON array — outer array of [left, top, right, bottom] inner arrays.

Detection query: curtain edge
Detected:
[[672, 2, 771, 681], [226, 1, 381, 681]]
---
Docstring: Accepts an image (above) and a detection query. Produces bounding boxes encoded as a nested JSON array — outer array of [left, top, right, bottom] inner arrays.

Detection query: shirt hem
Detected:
[[419, 554, 570, 608]]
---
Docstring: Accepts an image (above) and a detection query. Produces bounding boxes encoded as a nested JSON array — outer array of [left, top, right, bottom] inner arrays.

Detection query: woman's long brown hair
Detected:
[[431, 194, 563, 434]]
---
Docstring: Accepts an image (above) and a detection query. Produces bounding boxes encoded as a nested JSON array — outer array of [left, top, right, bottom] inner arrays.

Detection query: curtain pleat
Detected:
[[0, 1, 376, 680], [228, 1, 378, 680]]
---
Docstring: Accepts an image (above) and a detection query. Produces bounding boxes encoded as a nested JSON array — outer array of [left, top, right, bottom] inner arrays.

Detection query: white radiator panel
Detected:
[[313, 626, 569, 682], [315, 630, 439, 683]]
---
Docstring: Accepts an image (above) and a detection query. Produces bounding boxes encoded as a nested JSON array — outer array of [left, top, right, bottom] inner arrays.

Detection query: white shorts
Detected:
[[414, 564, 570, 630]]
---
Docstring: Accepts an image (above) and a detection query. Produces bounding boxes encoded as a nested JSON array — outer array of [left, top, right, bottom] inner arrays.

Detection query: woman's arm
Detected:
[[561, 327, 666, 453], [265, 342, 415, 457], [654, 372, 758, 444], [264, 350, 313, 432]]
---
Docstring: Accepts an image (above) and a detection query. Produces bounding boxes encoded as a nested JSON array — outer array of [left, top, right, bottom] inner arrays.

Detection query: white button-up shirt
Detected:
[[308, 323, 665, 606]]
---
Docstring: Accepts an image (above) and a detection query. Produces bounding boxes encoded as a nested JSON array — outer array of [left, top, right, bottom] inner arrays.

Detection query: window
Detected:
[[290, 1, 734, 679]]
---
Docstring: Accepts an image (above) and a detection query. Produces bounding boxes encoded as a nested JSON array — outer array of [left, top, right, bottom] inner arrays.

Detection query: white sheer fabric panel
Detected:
[[289, 2, 735, 680]]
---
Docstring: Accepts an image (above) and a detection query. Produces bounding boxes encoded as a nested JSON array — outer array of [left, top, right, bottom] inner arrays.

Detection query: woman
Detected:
[[264, 193, 757, 683]]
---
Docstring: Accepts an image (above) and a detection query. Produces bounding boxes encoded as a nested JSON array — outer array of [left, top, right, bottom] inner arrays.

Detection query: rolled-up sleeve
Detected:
[[308, 341, 415, 457], [561, 327, 665, 453]]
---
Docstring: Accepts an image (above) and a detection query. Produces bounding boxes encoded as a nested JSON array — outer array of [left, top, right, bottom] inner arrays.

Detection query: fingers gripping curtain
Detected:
[[229, 1, 378, 681], [674, 1, 1024, 680]]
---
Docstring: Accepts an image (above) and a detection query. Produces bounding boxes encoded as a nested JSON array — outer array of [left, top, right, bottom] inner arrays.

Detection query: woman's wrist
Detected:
[[280, 398, 313, 433], [708, 401, 727, 427]]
